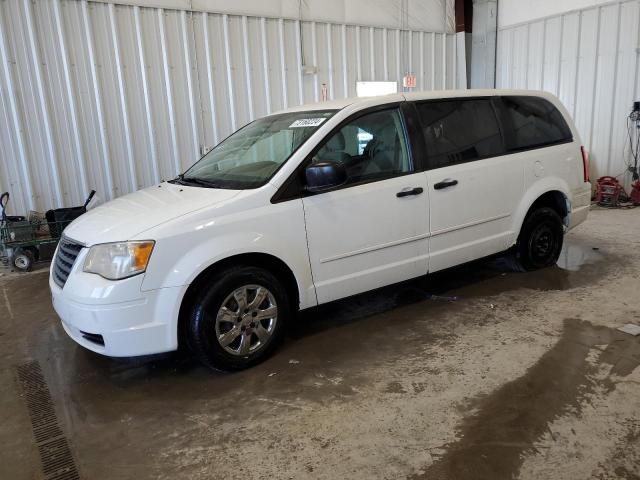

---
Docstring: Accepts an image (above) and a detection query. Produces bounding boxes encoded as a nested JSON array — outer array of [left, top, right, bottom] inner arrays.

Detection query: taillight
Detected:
[[581, 146, 590, 182]]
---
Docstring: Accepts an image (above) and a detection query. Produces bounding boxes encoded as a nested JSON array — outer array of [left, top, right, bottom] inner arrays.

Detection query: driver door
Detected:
[[301, 107, 430, 304]]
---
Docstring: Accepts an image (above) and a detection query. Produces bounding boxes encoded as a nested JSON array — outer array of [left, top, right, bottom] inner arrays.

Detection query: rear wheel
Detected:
[[186, 266, 290, 371], [509, 207, 564, 272]]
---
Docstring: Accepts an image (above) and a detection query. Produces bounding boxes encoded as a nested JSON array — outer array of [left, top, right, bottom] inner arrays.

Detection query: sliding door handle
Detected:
[[434, 179, 458, 190], [396, 187, 424, 198]]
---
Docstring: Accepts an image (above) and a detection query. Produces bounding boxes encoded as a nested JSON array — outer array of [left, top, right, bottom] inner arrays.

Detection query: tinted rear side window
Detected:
[[416, 99, 504, 169], [496, 96, 573, 152]]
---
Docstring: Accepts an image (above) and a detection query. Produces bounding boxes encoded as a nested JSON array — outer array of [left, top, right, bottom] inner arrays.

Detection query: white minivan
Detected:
[[50, 89, 591, 371]]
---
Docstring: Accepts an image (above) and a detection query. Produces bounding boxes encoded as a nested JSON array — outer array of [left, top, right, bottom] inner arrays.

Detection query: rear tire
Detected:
[[186, 266, 290, 371], [508, 207, 564, 272]]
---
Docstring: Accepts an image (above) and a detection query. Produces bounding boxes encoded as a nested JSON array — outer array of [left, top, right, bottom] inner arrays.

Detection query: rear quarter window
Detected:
[[495, 96, 573, 152], [416, 98, 504, 168]]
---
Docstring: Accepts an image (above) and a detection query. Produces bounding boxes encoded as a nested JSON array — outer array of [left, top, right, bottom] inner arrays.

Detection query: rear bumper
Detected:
[[569, 183, 591, 230], [50, 272, 185, 357]]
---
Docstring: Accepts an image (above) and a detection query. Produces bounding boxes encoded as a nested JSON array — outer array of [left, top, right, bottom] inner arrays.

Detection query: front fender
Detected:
[[139, 195, 317, 310]]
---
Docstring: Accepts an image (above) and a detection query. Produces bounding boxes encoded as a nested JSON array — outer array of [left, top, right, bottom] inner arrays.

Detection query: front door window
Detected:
[[313, 108, 412, 187]]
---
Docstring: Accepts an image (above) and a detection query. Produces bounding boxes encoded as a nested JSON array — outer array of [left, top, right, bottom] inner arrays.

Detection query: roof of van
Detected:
[[273, 89, 556, 115]]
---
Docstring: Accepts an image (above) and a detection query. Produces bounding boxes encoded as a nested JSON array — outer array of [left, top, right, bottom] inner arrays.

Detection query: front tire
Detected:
[[186, 266, 290, 371], [509, 207, 564, 272]]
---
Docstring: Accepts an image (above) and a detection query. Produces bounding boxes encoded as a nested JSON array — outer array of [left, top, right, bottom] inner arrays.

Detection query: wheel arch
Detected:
[[177, 252, 301, 349], [512, 179, 571, 247], [525, 191, 569, 225]]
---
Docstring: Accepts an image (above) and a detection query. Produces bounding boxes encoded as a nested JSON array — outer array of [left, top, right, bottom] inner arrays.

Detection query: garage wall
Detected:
[[499, 0, 615, 27], [0, 0, 462, 215], [91, 0, 457, 33], [496, 0, 640, 185]]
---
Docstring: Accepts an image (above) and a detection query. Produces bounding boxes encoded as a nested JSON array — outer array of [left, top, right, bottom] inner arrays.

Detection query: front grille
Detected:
[[53, 237, 83, 289]]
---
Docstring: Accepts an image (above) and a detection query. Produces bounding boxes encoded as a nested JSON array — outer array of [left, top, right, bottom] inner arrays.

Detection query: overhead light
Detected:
[[356, 81, 398, 97]]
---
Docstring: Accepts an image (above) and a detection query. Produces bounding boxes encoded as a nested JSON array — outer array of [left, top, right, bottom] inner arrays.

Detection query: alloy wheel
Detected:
[[214, 285, 278, 356]]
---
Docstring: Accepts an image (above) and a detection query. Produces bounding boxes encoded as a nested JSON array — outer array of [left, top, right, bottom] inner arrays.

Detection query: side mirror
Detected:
[[305, 161, 347, 193]]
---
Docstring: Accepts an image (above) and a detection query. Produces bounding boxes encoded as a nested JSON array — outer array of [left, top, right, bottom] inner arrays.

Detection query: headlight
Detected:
[[83, 241, 155, 280]]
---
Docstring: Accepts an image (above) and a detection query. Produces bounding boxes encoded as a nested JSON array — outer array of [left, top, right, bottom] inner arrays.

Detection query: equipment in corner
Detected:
[[627, 101, 640, 205], [631, 180, 640, 205], [1, 190, 96, 272], [595, 176, 623, 207], [595, 176, 640, 208], [610, 102, 640, 207], [627, 102, 640, 182], [45, 190, 95, 238]]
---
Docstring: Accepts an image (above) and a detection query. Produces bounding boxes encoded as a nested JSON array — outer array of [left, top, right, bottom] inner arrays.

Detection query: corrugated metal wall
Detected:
[[0, 0, 461, 215], [497, 0, 640, 186]]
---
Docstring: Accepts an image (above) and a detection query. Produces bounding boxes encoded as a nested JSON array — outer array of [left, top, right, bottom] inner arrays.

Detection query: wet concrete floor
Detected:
[[1, 208, 639, 479]]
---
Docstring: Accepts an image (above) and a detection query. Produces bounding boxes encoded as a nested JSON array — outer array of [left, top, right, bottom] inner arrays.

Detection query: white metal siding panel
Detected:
[[511, 26, 529, 88], [498, 0, 640, 185], [543, 16, 562, 96], [526, 21, 545, 90], [558, 14, 580, 116], [495, 29, 509, 89], [446, 34, 456, 88], [0, 0, 462, 214], [610, 1, 640, 175], [590, 4, 619, 175], [574, 9, 599, 147], [3, 0, 49, 211]]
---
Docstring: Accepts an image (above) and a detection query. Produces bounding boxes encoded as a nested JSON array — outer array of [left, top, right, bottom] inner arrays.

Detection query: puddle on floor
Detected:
[[556, 240, 604, 271], [412, 318, 640, 480]]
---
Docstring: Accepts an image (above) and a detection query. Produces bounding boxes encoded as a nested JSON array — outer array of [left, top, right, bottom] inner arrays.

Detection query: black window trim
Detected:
[[412, 95, 574, 172], [271, 102, 422, 204]]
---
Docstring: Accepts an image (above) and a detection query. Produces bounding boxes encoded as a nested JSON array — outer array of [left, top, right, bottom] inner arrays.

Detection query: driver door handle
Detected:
[[396, 187, 424, 198], [434, 179, 458, 190]]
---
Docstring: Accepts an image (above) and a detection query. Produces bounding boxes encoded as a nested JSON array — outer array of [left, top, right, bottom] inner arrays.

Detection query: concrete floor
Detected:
[[1, 208, 639, 480]]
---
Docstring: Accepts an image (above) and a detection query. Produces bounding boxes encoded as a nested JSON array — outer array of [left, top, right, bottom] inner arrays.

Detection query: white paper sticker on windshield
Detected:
[[289, 118, 327, 128]]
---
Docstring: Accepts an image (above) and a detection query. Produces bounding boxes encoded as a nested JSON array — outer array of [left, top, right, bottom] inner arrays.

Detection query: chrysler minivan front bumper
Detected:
[[50, 247, 184, 357]]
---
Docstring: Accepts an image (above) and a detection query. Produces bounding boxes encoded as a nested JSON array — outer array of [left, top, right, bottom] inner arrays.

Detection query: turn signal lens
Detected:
[[131, 242, 154, 270]]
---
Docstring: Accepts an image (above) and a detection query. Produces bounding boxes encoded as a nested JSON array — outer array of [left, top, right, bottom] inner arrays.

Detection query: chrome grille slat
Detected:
[[57, 249, 76, 263], [56, 262, 72, 274], [59, 243, 82, 256], [55, 263, 70, 275], [52, 237, 83, 289]]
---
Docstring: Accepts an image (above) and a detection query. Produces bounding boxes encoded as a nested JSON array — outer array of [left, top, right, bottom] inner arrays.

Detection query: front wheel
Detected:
[[509, 207, 564, 272], [186, 266, 290, 371]]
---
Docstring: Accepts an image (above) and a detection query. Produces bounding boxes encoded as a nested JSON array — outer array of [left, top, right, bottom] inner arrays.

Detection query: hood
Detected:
[[64, 183, 241, 246]]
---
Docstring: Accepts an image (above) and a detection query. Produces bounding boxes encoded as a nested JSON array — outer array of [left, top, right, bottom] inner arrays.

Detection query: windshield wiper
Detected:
[[168, 174, 189, 185], [168, 174, 221, 188], [180, 176, 222, 188]]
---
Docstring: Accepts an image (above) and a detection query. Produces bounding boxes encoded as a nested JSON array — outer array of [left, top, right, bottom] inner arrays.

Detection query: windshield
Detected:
[[178, 110, 337, 189]]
